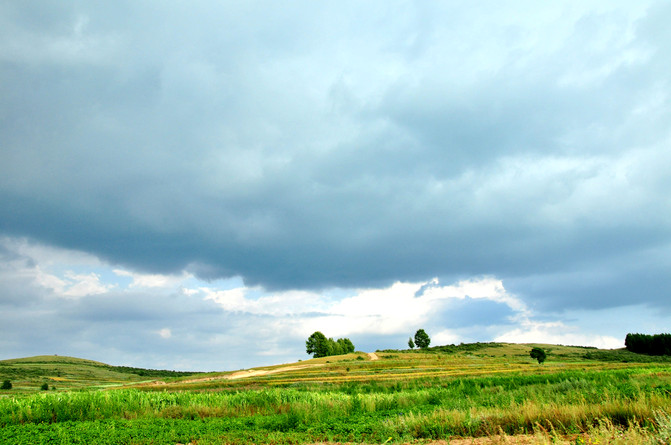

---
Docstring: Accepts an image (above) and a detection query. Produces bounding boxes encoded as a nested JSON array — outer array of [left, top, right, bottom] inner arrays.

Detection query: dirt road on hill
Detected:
[[188, 352, 380, 383], [152, 352, 381, 387], [177, 363, 324, 384]]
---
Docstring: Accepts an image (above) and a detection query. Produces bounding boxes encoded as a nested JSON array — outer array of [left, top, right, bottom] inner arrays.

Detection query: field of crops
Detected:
[[2, 343, 671, 444]]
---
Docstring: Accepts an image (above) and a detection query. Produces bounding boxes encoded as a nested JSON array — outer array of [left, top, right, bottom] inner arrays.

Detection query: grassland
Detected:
[[2, 343, 671, 444], [0, 355, 203, 392]]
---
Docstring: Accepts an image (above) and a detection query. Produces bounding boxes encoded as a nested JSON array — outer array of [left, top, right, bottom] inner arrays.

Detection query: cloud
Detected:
[[201, 276, 527, 343], [0, 237, 664, 370], [113, 269, 193, 289], [1, 2, 670, 368], [59, 271, 113, 298], [495, 320, 622, 350]]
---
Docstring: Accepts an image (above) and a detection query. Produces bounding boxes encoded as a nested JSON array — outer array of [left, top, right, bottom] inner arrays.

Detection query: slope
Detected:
[[0, 355, 201, 392]]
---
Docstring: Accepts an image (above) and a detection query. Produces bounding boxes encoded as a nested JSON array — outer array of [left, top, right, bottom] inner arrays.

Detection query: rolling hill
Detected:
[[0, 355, 202, 392]]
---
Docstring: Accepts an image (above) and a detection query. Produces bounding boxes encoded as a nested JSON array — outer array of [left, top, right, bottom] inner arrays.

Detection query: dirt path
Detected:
[[176, 363, 324, 384], [226, 363, 322, 380], [154, 353, 381, 387]]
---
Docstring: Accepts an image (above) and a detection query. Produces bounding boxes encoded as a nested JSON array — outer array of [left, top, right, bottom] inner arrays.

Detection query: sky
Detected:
[[1, 1, 670, 372]]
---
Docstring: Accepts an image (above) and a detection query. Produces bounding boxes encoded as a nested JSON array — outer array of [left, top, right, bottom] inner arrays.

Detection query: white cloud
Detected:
[[202, 286, 327, 316], [203, 287, 249, 312], [0, 237, 113, 298], [432, 329, 461, 346], [33, 267, 113, 299], [60, 272, 113, 298], [202, 276, 529, 342], [158, 328, 172, 339], [494, 319, 622, 349], [113, 269, 193, 288], [34, 267, 68, 294], [312, 277, 528, 339]]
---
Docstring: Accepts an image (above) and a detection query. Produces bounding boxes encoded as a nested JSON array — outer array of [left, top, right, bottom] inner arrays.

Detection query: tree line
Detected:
[[625, 333, 671, 356], [305, 332, 355, 358]]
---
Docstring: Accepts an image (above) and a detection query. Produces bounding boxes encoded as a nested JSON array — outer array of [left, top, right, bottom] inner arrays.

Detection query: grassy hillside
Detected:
[[3, 344, 654, 393], [130, 342, 666, 392], [2, 343, 671, 444], [0, 355, 202, 392]]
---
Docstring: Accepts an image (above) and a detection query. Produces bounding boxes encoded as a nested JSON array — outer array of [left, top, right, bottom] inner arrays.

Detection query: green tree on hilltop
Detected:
[[306, 331, 330, 358], [414, 329, 431, 349], [337, 338, 355, 354], [306, 332, 355, 358]]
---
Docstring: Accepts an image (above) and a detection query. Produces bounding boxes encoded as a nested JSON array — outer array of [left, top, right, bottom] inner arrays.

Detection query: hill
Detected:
[[126, 342, 667, 392], [3, 343, 666, 393], [2, 343, 671, 444], [0, 355, 202, 392]]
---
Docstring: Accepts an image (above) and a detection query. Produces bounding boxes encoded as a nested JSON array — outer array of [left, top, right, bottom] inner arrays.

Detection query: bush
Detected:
[[40, 383, 49, 391], [530, 347, 547, 364], [1, 380, 11, 390]]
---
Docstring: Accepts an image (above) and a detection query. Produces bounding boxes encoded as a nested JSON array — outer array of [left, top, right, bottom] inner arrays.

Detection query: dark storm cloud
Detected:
[[507, 242, 671, 311], [1, 1, 670, 313]]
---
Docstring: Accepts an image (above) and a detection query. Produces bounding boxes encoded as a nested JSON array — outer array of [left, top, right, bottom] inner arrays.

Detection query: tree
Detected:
[[626, 333, 671, 356], [414, 329, 431, 349], [306, 331, 330, 358], [408, 337, 415, 349], [1, 380, 11, 390], [337, 338, 355, 354], [530, 347, 547, 364], [328, 337, 341, 356], [41, 383, 49, 391], [307, 332, 355, 358]]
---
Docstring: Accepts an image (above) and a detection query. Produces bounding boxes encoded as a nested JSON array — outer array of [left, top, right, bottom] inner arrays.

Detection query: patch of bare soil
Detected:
[[174, 363, 324, 385], [167, 353, 381, 386]]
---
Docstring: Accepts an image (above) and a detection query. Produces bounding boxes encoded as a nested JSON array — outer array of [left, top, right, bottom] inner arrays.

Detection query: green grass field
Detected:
[[2, 343, 671, 444]]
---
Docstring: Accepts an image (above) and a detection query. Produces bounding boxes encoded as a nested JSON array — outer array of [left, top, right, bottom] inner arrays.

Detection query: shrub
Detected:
[[1, 380, 11, 390], [530, 347, 547, 364]]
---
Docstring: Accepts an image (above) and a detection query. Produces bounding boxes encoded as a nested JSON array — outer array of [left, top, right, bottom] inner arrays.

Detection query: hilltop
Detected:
[[0, 355, 202, 392]]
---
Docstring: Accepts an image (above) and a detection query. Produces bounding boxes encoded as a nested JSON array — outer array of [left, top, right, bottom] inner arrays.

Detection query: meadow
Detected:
[[1, 343, 671, 444]]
